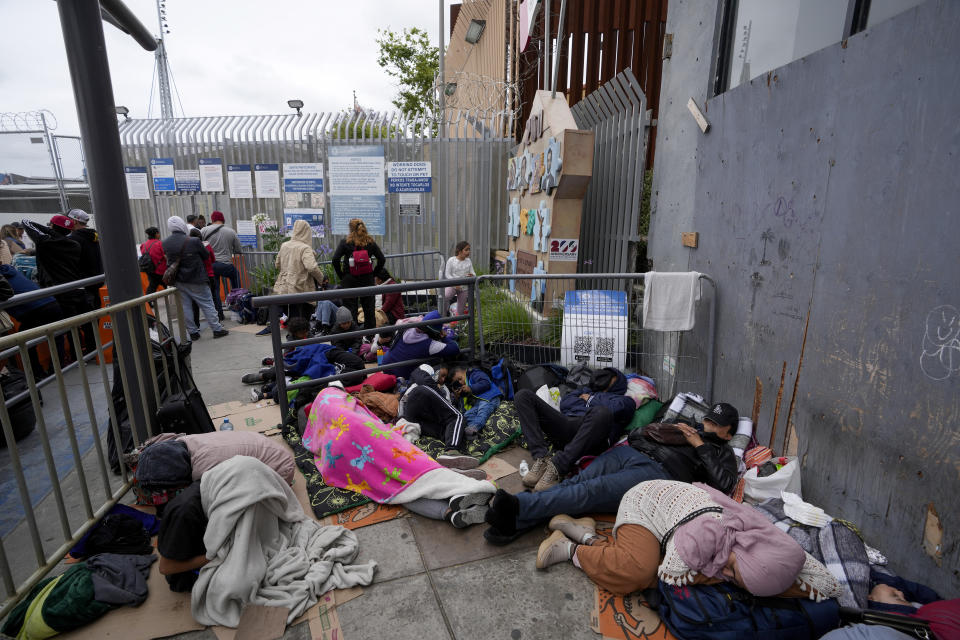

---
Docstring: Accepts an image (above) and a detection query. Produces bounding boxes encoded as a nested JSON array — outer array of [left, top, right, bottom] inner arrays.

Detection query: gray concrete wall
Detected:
[[649, 0, 960, 595]]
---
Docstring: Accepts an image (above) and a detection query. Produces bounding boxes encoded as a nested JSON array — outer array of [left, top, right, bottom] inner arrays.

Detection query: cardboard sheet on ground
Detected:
[[309, 592, 343, 640], [588, 518, 678, 640], [230, 322, 270, 334], [322, 502, 405, 530], [208, 400, 248, 419], [59, 558, 203, 640], [478, 456, 517, 481], [223, 404, 283, 433]]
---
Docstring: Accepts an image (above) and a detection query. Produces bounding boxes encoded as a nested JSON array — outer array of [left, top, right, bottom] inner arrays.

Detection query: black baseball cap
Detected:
[[705, 402, 739, 428]]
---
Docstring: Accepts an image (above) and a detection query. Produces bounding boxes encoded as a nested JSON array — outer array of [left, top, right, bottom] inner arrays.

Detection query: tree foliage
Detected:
[[375, 27, 439, 118]]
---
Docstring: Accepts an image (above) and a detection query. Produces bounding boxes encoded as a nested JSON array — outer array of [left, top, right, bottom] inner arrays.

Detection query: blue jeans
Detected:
[[212, 261, 239, 289], [515, 445, 669, 530], [463, 397, 501, 430], [313, 300, 340, 327], [177, 280, 224, 336]]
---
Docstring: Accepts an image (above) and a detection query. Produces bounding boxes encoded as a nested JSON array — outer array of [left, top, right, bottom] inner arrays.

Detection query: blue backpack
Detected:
[[654, 582, 841, 640], [489, 357, 519, 400]]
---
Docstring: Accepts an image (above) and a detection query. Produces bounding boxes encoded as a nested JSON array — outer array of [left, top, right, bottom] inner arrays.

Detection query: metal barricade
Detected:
[[0, 283, 187, 618], [252, 276, 477, 420], [475, 273, 717, 400]]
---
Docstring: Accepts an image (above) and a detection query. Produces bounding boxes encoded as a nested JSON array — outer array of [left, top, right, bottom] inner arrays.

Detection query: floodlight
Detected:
[[115, 106, 130, 120], [288, 99, 304, 116], [465, 19, 486, 44], [444, 82, 458, 97]]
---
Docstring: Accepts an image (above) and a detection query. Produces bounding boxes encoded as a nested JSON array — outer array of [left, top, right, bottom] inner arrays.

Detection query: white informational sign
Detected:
[[124, 167, 150, 200], [328, 146, 386, 234], [254, 163, 281, 198], [560, 290, 628, 370], [387, 161, 431, 193], [549, 238, 579, 262], [236, 219, 257, 247], [199, 158, 224, 192], [227, 164, 253, 199], [174, 169, 200, 192], [283, 163, 324, 193], [398, 192, 421, 216], [150, 158, 175, 191]]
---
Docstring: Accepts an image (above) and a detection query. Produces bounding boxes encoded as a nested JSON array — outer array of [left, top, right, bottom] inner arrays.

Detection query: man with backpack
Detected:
[[139, 227, 167, 294]]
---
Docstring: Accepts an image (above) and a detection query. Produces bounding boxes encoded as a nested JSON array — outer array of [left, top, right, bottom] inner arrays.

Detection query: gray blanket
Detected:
[[192, 456, 377, 627]]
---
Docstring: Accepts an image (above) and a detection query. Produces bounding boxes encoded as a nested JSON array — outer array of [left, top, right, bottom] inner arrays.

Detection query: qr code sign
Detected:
[[574, 336, 592, 361], [594, 337, 615, 363]]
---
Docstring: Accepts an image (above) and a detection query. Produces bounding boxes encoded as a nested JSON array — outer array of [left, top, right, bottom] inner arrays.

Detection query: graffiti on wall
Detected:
[[920, 304, 960, 381]]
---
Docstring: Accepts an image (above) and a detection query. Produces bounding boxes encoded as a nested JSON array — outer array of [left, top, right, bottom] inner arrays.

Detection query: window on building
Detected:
[[714, 0, 928, 95]]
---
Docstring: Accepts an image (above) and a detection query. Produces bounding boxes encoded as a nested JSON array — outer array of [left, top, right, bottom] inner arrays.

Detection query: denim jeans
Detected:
[[212, 261, 239, 289], [177, 280, 224, 336], [463, 397, 501, 430], [514, 445, 669, 530], [313, 300, 340, 326]]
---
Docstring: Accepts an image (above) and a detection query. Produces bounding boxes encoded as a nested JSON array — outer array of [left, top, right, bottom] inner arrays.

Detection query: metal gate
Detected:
[[118, 109, 513, 266]]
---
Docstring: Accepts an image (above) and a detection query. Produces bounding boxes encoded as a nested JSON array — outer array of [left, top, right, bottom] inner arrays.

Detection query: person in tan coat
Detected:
[[273, 219, 324, 319]]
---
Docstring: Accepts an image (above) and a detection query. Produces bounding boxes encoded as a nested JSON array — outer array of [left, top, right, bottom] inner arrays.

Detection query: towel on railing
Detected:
[[642, 271, 701, 331]]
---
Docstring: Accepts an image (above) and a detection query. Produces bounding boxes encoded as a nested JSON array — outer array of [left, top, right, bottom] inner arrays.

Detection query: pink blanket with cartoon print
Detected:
[[302, 387, 441, 502]]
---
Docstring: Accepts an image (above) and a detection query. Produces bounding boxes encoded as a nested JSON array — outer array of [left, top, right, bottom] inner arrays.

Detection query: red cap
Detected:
[[210, 211, 225, 223], [50, 214, 75, 230]]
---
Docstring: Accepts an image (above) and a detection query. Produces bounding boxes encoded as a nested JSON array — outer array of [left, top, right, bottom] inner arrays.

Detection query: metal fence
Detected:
[[571, 69, 651, 275], [118, 109, 514, 266], [0, 283, 187, 618], [475, 273, 715, 401]]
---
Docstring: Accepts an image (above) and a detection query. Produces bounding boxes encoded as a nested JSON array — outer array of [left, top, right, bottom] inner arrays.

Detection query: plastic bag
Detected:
[[742, 458, 802, 501], [535, 384, 560, 410]]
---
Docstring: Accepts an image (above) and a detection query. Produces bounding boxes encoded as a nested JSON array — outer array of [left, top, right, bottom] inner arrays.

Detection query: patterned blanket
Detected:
[[414, 399, 522, 462]]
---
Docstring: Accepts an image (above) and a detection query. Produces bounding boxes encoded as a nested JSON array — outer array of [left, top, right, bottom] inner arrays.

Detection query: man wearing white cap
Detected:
[[67, 209, 104, 309]]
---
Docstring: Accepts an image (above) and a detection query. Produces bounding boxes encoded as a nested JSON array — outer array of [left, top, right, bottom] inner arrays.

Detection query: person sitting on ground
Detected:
[[140, 226, 167, 294], [515, 367, 637, 493], [375, 268, 404, 324], [534, 479, 842, 602], [483, 402, 740, 544], [381, 310, 460, 379], [329, 306, 361, 352], [443, 240, 475, 313], [450, 365, 502, 439], [397, 364, 475, 469], [312, 273, 341, 334]]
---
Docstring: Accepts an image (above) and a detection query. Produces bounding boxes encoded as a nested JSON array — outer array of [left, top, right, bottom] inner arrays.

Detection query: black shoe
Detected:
[[218, 313, 225, 322], [483, 524, 535, 546], [213, 329, 229, 338], [484, 489, 519, 535], [189, 332, 201, 341]]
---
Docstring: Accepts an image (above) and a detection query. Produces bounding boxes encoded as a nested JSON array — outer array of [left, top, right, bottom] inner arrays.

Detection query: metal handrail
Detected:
[[0, 275, 106, 312]]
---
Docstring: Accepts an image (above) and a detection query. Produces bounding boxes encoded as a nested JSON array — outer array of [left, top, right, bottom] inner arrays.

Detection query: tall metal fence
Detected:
[[118, 109, 514, 266], [0, 284, 187, 619], [571, 69, 651, 275]]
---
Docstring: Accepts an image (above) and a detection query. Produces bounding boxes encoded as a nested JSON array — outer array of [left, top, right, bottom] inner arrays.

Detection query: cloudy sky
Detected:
[[0, 0, 456, 177]]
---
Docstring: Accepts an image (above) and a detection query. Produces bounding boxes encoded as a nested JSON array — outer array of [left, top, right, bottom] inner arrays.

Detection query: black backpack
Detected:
[[138, 240, 159, 273], [0, 368, 40, 446]]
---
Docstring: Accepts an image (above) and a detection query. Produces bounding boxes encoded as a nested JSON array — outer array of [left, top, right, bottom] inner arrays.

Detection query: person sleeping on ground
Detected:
[[157, 456, 376, 627], [302, 386, 497, 528], [397, 364, 474, 467], [380, 310, 459, 378], [534, 479, 842, 601], [482, 402, 740, 543]]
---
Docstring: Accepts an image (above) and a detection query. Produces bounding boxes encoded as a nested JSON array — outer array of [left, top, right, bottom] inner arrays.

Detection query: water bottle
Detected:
[[220, 418, 234, 431], [376, 347, 385, 365], [518, 459, 530, 478]]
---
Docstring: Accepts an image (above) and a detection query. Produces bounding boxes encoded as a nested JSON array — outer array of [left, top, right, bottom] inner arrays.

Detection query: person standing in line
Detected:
[[162, 216, 228, 342], [66, 209, 104, 310], [444, 241, 475, 313], [331, 218, 385, 330], [140, 227, 168, 294], [201, 211, 243, 320], [272, 219, 325, 320]]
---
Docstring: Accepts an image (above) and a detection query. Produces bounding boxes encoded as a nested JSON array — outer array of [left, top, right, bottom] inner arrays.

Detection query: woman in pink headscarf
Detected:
[[535, 479, 842, 599]]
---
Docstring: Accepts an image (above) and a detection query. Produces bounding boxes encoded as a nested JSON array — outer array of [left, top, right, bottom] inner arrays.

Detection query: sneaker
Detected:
[[532, 460, 560, 492], [189, 332, 201, 341], [241, 372, 264, 385], [213, 329, 229, 338], [250, 388, 263, 402], [452, 468, 487, 481], [448, 492, 492, 512], [436, 450, 479, 470], [548, 514, 598, 545], [451, 505, 489, 529], [522, 456, 551, 488], [535, 530, 575, 569]]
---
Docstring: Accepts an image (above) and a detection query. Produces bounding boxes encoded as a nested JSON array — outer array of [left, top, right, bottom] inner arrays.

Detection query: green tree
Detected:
[[375, 27, 439, 118]]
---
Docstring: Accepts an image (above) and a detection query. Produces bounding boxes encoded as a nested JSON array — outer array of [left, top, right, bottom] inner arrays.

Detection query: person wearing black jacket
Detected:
[[483, 402, 740, 543], [66, 209, 103, 309], [162, 216, 227, 342], [331, 218, 385, 330]]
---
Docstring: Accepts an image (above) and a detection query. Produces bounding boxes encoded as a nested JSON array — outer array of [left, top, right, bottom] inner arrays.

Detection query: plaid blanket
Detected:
[[754, 498, 870, 608]]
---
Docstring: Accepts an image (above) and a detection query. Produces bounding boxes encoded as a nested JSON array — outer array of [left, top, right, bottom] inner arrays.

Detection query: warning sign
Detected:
[[549, 239, 579, 262]]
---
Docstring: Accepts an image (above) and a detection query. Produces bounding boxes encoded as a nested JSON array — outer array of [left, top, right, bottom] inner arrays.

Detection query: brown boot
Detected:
[[533, 460, 560, 492], [522, 456, 550, 488]]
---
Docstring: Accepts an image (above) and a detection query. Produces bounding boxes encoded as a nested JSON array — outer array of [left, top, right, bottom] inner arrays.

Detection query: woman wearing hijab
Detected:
[[161, 216, 228, 341], [331, 218, 385, 330], [534, 479, 842, 600], [272, 219, 325, 320]]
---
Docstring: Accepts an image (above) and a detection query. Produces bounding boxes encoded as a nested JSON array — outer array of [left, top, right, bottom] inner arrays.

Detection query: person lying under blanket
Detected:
[[535, 478, 842, 602], [302, 386, 497, 528], [157, 456, 376, 627], [483, 402, 740, 544]]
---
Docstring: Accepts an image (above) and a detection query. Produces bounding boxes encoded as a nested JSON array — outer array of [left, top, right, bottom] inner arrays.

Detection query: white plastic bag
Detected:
[[742, 458, 802, 502], [535, 384, 561, 410]]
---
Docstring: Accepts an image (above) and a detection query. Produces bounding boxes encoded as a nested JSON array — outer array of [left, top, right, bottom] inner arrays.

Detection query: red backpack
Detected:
[[349, 247, 373, 276]]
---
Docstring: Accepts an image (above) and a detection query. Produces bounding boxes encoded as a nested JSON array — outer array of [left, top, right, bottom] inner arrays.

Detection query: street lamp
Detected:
[[465, 19, 486, 44], [287, 99, 304, 117], [115, 105, 130, 120]]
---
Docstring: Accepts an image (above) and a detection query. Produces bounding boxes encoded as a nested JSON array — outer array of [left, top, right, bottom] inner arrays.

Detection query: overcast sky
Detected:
[[0, 0, 456, 177]]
